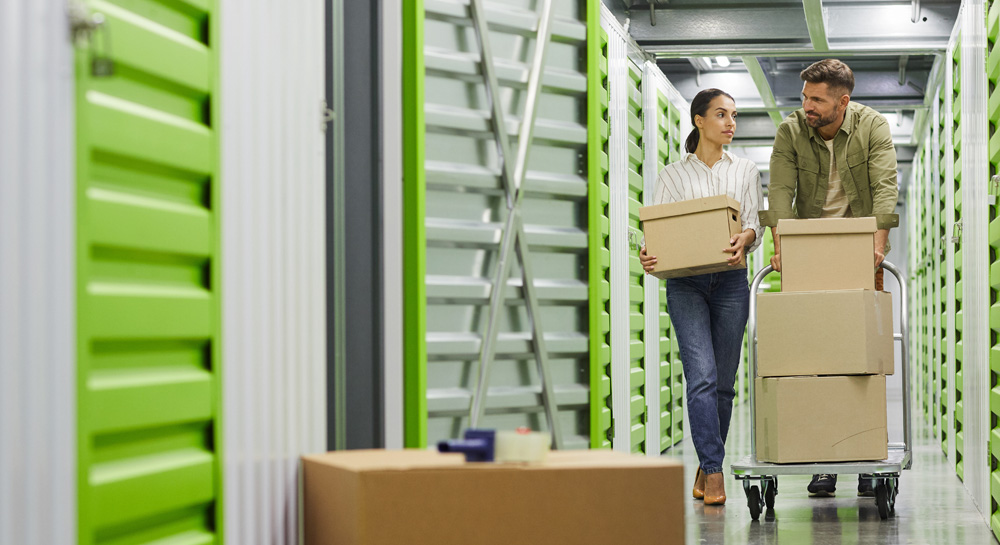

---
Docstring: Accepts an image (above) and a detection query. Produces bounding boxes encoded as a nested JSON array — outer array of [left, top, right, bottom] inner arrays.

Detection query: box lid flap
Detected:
[[302, 449, 683, 473], [776, 217, 877, 235], [639, 195, 740, 221], [302, 449, 466, 471]]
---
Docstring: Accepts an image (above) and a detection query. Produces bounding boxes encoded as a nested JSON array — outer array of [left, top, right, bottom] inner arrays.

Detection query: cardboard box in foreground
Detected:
[[755, 375, 888, 463], [757, 290, 894, 377], [302, 449, 684, 545], [640, 195, 744, 279], [777, 217, 876, 292]]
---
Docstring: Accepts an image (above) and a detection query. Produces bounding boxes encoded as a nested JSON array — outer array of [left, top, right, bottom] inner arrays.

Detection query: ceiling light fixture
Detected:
[[715, 56, 731, 68]]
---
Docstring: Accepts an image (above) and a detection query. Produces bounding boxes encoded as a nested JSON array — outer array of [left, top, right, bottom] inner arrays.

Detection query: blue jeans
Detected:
[[666, 269, 749, 475]]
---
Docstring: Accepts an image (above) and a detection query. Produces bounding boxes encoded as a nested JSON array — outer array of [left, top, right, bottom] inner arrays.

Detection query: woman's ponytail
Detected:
[[684, 128, 700, 154]]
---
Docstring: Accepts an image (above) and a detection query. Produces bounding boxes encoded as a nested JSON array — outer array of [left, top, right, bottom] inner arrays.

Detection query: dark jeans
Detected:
[[667, 269, 749, 475]]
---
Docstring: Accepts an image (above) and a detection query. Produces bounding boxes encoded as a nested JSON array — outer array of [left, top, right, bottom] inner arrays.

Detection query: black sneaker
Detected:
[[807, 474, 838, 496], [857, 474, 875, 497]]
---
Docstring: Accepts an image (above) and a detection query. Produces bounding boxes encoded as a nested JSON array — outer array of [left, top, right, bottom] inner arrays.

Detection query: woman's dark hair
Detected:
[[685, 88, 735, 154]]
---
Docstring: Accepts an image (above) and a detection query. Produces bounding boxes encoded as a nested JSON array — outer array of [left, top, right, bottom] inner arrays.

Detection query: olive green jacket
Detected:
[[760, 102, 900, 230]]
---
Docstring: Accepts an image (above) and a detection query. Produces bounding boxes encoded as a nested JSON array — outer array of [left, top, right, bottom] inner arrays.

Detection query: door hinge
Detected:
[[321, 100, 335, 132]]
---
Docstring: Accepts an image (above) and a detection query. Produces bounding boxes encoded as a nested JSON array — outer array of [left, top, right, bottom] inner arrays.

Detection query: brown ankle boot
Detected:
[[692, 468, 706, 499], [704, 472, 727, 505]]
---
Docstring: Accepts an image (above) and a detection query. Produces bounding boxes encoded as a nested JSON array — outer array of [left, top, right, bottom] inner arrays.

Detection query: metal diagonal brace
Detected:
[[466, 0, 563, 449]]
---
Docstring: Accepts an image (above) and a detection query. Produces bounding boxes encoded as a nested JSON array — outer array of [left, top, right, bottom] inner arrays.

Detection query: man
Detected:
[[760, 59, 899, 498]]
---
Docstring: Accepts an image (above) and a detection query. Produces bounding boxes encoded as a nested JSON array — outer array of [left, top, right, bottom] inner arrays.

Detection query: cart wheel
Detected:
[[889, 477, 898, 516], [747, 485, 762, 521], [875, 482, 889, 520], [764, 483, 776, 510]]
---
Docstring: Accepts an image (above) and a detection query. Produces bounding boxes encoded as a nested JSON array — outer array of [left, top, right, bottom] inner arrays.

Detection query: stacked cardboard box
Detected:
[[302, 449, 685, 545], [754, 218, 893, 463]]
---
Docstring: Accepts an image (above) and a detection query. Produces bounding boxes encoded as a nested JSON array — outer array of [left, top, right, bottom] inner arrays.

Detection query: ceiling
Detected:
[[603, 0, 963, 192]]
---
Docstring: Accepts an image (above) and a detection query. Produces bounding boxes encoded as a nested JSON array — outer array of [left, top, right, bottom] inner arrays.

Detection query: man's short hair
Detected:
[[800, 59, 855, 96]]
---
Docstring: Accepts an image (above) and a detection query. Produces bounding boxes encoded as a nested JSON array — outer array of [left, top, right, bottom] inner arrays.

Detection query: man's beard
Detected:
[[805, 109, 839, 128]]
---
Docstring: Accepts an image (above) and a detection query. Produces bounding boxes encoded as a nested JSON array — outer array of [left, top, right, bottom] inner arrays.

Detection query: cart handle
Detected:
[[747, 260, 911, 467]]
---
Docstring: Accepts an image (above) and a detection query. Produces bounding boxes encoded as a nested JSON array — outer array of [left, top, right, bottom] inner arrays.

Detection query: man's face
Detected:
[[801, 81, 847, 129]]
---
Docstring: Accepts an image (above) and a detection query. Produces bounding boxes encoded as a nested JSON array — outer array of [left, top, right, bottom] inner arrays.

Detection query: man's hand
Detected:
[[640, 246, 657, 274], [874, 228, 889, 268], [724, 229, 756, 266], [769, 227, 781, 272]]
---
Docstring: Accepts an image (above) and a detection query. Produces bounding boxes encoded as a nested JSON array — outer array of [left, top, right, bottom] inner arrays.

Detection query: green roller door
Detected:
[[953, 38, 965, 480], [624, 59, 647, 453], [988, 0, 1000, 536], [650, 90, 684, 450], [74, 0, 221, 543], [589, 25, 612, 450], [404, 0, 592, 449], [939, 82, 950, 451]]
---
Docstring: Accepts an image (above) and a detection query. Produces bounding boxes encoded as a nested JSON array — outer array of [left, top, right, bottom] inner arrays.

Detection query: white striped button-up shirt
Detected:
[[652, 150, 765, 253]]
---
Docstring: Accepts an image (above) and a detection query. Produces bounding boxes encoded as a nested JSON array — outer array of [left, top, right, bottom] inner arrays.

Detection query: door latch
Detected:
[[951, 221, 963, 244], [990, 175, 1000, 205], [69, 2, 114, 77]]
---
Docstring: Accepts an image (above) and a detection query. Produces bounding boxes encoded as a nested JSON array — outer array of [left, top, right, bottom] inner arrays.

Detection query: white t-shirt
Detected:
[[820, 138, 851, 218]]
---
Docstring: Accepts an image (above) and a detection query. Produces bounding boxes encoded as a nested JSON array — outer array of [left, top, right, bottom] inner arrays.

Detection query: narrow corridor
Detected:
[[671, 382, 998, 544]]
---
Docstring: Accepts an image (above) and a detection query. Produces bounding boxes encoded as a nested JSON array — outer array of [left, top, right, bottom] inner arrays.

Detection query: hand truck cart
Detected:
[[731, 260, 911, 521]]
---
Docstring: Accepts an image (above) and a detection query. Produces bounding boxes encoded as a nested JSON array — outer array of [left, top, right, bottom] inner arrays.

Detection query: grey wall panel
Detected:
[[422, 0, 590, 448], [220, 1, 327, 543], [0, 1, 75, 543]]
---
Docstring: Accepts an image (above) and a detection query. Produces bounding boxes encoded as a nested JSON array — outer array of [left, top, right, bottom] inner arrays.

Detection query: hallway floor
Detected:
[[664, 388, 999, 544]]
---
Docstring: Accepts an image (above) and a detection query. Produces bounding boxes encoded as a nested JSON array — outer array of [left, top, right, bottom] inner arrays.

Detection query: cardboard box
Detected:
[[755, 375, 888, 463], [639, 195, 745, 279], [777, 217, 876, 292], [302, 449, 684, 545], [757, 290, 894, 376]]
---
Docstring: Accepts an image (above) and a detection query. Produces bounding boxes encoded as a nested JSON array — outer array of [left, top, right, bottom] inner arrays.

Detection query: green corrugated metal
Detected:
[[589, 22, 612, 450], [651, 90, 684, 451], [75, 0, 221, 542], [625, 61, 647, 453], [953, 41, 964, 479], [403, 0, 428, 448], [935, 83, 952, 452], [988, 4, 1000, 535]]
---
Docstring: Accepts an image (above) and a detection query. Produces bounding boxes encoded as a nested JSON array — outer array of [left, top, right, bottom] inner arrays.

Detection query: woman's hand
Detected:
[[723, 229, 756, 266], [640, 246, 657, 274]]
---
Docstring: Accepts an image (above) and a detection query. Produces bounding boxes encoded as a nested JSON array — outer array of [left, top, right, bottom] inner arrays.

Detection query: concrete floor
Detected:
[[663, 384, 999, 544]]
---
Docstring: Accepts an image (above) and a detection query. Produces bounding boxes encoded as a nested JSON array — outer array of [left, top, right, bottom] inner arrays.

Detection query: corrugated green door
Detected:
[[938, 80, 950, 453], [988, 0, 1000, 535], [648, 85, 684, 450], [75, 1, 221, 543], [589, 25, 612, 450], [953, 37, 965, 480], [624, 59, 647, 454]]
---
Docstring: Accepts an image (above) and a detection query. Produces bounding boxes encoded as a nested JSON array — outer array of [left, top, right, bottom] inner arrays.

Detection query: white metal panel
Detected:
[[604, 9, 630, 453], [382, 0, 404, 450], [220, 1, 327, 544], [945, 31, 957, 466], [959, 0, 989, 520], [642, 61, 663, 456], [0, 2, 75, 544]]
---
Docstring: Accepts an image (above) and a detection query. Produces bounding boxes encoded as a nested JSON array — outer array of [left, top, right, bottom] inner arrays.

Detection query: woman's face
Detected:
[[694, 95, 737, 148]]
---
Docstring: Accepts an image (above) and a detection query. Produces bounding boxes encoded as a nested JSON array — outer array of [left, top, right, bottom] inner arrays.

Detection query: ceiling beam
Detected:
[[802, 0, 830, 52], [742, 56, 783, 127], [632, 2, 957, 57]]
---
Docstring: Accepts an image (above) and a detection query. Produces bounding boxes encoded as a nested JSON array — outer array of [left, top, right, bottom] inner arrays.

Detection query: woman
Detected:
[[640, 89, 763, 506]]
